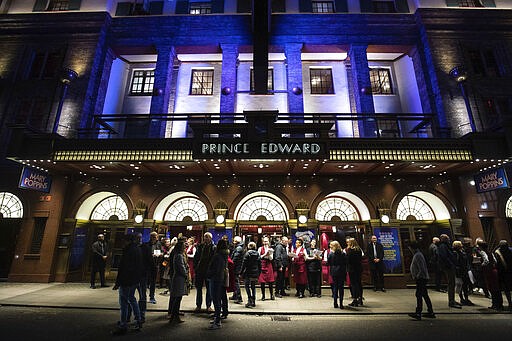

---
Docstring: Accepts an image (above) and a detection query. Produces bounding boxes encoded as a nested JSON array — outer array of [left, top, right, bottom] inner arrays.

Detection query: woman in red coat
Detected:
[[186, 237, 196, 287], [292, 238, 308, 298], [258, 236, 275, 300]]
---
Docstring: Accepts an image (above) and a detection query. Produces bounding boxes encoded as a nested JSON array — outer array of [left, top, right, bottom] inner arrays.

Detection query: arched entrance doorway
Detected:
[[0, 192, 24, 279]]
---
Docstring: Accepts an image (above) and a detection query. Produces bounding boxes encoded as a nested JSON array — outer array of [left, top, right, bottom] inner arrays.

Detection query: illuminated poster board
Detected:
[[373, 227, 403, 274]]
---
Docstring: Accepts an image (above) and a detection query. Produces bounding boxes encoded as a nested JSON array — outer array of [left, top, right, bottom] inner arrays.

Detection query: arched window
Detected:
[[0, 192, 23, 218], [237, 196, 287, 221], [505, 196, 512, 218], [315, 196, 360, 221], [397, 195, 435, 221], [90, 195, 128, 220], [164, 197, 208, 222]]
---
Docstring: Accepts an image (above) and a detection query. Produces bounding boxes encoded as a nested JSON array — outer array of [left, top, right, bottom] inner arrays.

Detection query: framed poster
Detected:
[[373, 227, 403, 274]]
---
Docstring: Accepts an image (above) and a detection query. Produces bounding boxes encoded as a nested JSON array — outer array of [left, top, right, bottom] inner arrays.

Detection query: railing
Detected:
[[77, 113, 451, 139]]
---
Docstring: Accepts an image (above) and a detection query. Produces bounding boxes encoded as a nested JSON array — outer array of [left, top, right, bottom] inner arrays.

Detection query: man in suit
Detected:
[[367, 235, 386, 292], [90, 233, 109, 289]]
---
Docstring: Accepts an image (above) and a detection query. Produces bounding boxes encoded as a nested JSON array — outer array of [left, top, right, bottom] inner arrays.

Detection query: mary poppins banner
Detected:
[[18, 166, 52, 193], [372, 227, 403, 274]]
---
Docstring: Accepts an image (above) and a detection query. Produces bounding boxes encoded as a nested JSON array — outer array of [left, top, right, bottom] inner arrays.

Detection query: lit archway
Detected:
[[321, 191, 370, 220], [234, 192, 289, 221], [505, 196, 512, 218], [0, 192, 23, 218], [396, 191, 451, 221], [90, 195, 129, 220], [315, 196, 360, 221], [164, 197, 208, 222]]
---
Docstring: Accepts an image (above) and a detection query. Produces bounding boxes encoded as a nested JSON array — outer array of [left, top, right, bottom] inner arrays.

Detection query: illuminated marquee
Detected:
[[197, 142, 325, 158]]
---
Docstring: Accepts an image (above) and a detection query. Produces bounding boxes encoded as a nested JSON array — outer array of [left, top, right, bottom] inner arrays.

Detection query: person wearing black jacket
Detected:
[[230, 236, 244, 304], [112, 233, 143, 335], [207, 239, 229, 330], [367, 235, 386, 292], [90, 234, 108, 289], [274, 236, 290, 298], [328, 240, 347, 309], [240, 241, 261, 308], [194, 232, 216, 312], [127, 233, 152, 324], [306, 239, 322, 297], [347, 238, 363, 307], [438, 234, 461, 308]]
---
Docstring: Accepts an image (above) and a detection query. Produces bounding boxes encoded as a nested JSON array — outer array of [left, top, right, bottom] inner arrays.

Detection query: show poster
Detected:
[[18, 166, 52, 193], [373, 227, 402, 274], [69, 227, 88, 272], [208, 228, 232, 244]]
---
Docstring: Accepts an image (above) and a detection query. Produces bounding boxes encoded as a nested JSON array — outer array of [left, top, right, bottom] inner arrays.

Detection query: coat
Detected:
[[328, 249, 347, 280], [115, 241, 143, 287], [367, 242, 385, 271], [347, 247, 363, 274], [274, 243, 289, 268], [258, 246, 275, 283], [231, 244, 244, 275], [241, 249, 261, 280], [170, 253, 189, 297], [207, 249, 228, 283]]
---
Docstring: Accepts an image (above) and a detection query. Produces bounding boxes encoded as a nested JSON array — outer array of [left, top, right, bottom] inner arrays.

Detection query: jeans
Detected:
[[195, 274, 212, 308], [119, 284, 141, 328], [209, 280, 224, 324], [234, 273, 242, 300], [442, 267, 456, 304], [148, 267, 157, 300], [127, 276, 147, 321], [276, 267, 287, 294], [415, 278, 433, 314], [245, 278, 256, 302], [169, 296, 182, 319], [331, 276, 345, 305]]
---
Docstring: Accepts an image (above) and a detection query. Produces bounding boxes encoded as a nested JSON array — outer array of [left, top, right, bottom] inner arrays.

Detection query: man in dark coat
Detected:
[[194, 232, 216, 312], [274, 236, 290, 298], [146, 231, 162, 304], [429, 236, 444, 292], [367, 235, 386, 292], [438, 234, 461, 308], [112, 233, 144, 335], [230, 236, 244, 303], [90, 233, 108, 289]]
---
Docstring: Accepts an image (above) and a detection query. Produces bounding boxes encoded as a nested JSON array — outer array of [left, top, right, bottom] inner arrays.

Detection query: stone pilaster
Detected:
[[348, 44, 375, 137], [285, 43, 304, 117], [149, 45, 176, 137], [220, 44, 238, 119]]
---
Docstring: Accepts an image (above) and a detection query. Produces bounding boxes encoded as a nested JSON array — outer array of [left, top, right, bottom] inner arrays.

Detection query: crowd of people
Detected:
[[103, 230, 512, 334]]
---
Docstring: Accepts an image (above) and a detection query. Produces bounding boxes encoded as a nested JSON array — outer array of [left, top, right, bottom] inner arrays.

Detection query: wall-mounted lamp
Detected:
[[292, 87, 302, 95], [152, 88, 163, 96], [360, 86, 372, 95], [380, 214, 390, 224], [449, 65, 477, 132], [221, 87, 232, 95], [298, 215, 308, 224], [134, 214, 144, 224], [215, 214, 225, 224], [257, 227, 262, 234], [332, 226, 337, 233], [52, 67, 78, 134]]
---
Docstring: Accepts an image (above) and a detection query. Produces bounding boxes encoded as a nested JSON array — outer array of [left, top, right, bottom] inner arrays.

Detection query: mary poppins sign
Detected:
[[19, 166, 52, 193], [474, 168, 509, 193]]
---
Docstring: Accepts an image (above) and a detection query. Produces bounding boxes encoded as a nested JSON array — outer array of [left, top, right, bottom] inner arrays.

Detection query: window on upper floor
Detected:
[[312, 1, 335, 13], [310, 68, 334, 94], [190, 69, 214, 95], [483, 97, 512, 130], [457, 0, 484, 7], [250, 68, 274, 93], [370, 68, 393, 95], [130, 70, 155, 95], [237, 0, 286, 13], [28, 50, 62, 80], [372, 0, 397, 13], [33, 0, 82, 12], [190, 2, 212, 14], [467, 48, 501, 77]]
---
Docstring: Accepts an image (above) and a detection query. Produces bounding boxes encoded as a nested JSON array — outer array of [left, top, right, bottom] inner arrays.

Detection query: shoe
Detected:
[[111, 327, 127, 335], [449, 302, 462, 309], [261, 297, 266, 301], [275, 294, 282, 298], [334, 302, 339, 308], [194, 307, 201, 313], [317, 294, 322, 298], [339, 305, 344, 309], [208, 324, 221, 330], [229, 295, 236, 300], [207, 307, 214, 313], [100, 284, 110, 288], [270, 294, 275, 300], [221, 315, 228, 320], [235, 300, 243, 304], [245, 302, 252, 308], [149, 298, 157, 304], [423, 312, 436, 319], [251, 299, 256, 307], [90, 285, 96, 289], [381, 289, 386, 292], [295, 292, 299, 297], [348, 300, 359, 307], [298, 294, 304, 299], [281, 292, 290, 296], [466, 300, 475, 306], [408, 313, 421, 320]]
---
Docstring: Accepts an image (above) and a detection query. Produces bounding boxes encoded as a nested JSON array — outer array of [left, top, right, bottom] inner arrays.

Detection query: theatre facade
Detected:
[[1, 0, 512, 287]]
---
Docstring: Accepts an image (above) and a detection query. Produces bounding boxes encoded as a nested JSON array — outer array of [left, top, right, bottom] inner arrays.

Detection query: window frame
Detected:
[[309, 68, 335, 95], [370, 68, 394, 95], [190, 69, 215, 96], [250, 68, 274, 93], [312, 1, 335, 13], [189, 2, 212, 15], [129, 69, 155, 96]]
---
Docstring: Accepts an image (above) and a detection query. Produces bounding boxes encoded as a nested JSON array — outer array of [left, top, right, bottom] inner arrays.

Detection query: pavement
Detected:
[[0, 282, 510, 315]]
